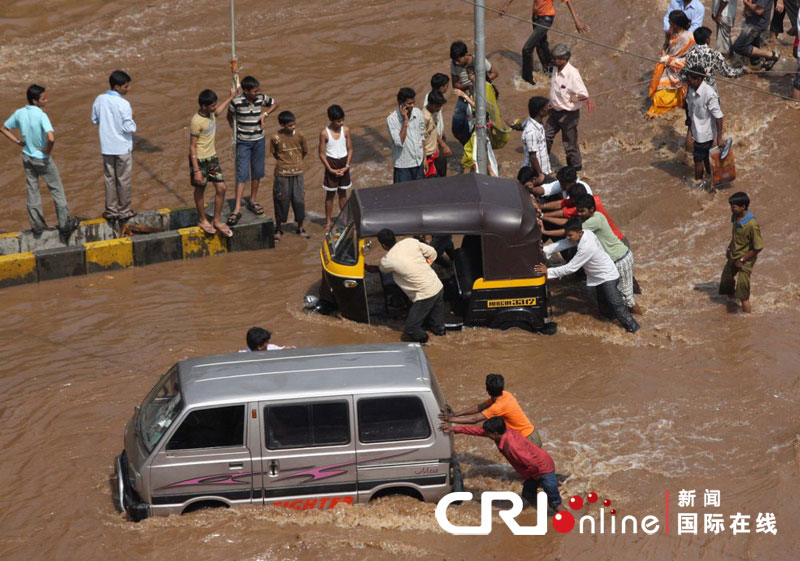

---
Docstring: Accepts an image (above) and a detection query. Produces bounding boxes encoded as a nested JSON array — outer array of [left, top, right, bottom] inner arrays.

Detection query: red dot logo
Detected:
[[610, 509, 617, 515], [568, 495, 584, 510], [603, 499, 612, 507], [587, 492, 598, 503], [552, 510, 575, 533]]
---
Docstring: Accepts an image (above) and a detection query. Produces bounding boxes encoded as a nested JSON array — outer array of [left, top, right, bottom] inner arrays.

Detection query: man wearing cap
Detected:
[[545, 44, 588, 171]]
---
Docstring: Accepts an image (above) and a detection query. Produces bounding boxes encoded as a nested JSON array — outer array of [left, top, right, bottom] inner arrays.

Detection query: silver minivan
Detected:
[[115, 343, 462, 521]]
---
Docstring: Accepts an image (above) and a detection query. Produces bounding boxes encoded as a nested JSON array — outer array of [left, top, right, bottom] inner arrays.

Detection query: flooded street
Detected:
[[1, 0, 798, 559]]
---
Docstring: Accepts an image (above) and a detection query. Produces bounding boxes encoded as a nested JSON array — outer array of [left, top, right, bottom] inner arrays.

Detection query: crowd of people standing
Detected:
[[0, 0, 776, 520], [1, 0, 775, 321]]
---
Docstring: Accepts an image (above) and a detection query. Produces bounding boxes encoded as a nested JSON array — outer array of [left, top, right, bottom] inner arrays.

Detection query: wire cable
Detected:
[[458, 0, 800, 102]]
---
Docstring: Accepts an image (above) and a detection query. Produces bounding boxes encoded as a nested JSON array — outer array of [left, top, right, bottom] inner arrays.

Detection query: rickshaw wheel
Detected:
[[494, 320, 535, 333]]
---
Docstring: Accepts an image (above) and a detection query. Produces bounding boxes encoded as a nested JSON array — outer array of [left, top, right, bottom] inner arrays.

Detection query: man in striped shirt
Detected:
[[226, 75, 279, 225]]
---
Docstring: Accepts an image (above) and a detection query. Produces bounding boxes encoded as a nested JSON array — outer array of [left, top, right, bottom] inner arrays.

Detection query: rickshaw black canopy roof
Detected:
[[352, 174, 543, 279]]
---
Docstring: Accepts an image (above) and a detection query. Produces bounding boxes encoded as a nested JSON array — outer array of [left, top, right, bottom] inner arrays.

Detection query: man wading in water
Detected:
[[499, 0, 590, 86], [365, 229, 446, 344]]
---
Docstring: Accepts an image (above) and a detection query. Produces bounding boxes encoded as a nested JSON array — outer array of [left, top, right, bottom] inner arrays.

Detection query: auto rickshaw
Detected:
[[309, 174, 556, 334]]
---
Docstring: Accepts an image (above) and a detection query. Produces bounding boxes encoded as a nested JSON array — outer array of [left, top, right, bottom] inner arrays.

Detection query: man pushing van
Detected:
[[366, 228, 446, 344]]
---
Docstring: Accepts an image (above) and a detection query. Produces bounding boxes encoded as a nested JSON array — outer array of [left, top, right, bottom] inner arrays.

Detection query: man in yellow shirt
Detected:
[[441, 373, 543, 446], [189, 86, 237, 236]]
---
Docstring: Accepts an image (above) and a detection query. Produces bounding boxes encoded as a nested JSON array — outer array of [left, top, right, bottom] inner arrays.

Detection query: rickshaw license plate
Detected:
[[487, 297, 537, 308]]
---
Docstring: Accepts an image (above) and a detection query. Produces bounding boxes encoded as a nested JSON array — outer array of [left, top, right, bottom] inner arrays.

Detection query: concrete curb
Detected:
[[230, 219, 275, 252], [179, 227, 229, 259], [85, 238, 134, 273], [35, 245, 86, 281], [0, 199, 275, 288], [132, 230, 183, 266], [0, 232, 21, 255], [0, 252, 37, 287]]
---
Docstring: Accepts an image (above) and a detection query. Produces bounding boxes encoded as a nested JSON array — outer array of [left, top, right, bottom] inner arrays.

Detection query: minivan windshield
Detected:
[[138, 366, 182, 454]]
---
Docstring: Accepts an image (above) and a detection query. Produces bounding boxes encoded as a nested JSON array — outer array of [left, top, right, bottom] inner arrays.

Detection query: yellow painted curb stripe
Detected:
[[0, 252, 36, 284], [79, 218, 108, 227], [0, 231, 20, 240], [158, 208, 172, 215], [472, 276, 546, 289], [178, 227, 228, 258], [85, 238, 133, 269]]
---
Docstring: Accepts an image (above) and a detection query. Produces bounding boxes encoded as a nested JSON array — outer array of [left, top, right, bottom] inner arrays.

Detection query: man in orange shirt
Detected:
[[441, 373, 543, 446], [500, 0, 590, 86]]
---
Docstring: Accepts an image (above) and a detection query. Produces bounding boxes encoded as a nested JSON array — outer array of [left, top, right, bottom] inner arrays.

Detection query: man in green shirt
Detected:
[[575, 195, 640, 315], [720, 192, 763, 313], [542, 194, 640, 314]]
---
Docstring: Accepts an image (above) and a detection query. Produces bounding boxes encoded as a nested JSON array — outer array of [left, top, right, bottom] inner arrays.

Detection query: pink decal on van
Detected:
[[160, 472, 255, 489], [276, 449, 416, 484]]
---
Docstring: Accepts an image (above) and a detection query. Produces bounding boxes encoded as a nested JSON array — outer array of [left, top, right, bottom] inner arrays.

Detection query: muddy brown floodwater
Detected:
[[1, 0, 799, 559]]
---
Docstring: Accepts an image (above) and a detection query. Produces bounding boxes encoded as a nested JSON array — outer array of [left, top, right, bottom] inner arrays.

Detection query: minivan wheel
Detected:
[[370, 487, 423, 502], [182, 500, 229, 515]]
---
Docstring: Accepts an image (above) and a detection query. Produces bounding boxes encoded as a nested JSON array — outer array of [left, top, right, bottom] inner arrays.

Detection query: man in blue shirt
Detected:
[[1, 84, 78, 237], [663, 0, 706, 35], [91, 70, 137, 221]]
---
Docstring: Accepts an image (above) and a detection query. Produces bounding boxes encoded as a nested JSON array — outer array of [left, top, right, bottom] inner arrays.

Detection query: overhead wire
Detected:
[[457, 0, 799, 102]]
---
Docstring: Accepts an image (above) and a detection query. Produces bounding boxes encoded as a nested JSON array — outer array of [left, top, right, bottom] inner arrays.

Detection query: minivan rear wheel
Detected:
[[370, 487, 423, 502]]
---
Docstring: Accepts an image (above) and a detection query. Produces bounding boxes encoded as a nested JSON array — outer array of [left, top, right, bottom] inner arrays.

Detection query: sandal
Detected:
[[761, 51, 780, 71], [274, 230, 283, 242], [198, 221, 217, 235], [215, 223, 234, 238], [246, 200, 264, 215], [227, 211, 242, 226]]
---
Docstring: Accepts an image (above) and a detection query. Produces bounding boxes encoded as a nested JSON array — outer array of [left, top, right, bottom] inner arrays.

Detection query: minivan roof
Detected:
[[176, 343, 433, 408]]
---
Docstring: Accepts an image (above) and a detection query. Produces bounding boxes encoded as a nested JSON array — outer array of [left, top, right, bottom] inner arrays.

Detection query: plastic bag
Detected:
[[710, 145, 736, 187]]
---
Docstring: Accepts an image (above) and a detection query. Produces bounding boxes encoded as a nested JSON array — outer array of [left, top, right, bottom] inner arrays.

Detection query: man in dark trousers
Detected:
[[366, 229, 445, 343], [535, 218, 640, 333], [444, 417, 562, 514], [499, 0, 590, 86]]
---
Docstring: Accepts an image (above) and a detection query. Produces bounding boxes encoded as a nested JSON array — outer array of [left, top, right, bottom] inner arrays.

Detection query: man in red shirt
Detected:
[[541, 184, 625, 242], [444, 417, 562, 514]]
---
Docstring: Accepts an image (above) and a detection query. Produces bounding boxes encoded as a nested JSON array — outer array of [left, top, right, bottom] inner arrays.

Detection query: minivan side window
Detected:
[[357, 396, 431, 443], [166, 405, 245, 450], [266, 401, 350, 449]]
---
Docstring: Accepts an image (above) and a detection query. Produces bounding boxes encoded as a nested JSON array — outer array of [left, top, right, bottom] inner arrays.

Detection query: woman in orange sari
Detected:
[[647, 10, 695, 117]]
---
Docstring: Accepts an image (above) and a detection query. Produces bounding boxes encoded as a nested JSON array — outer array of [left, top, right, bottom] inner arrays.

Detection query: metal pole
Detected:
[[230, 0, 236, 62], [230, 1, 239, 165], [474, 0, 488, 175]]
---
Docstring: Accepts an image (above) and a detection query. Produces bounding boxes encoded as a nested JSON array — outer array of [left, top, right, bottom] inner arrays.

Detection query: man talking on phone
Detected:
[[386, 87, 426, 183]]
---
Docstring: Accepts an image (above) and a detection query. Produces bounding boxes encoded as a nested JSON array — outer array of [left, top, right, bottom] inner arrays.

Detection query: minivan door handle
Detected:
[[228, 462, 244, 470], [268, 460, 279, 477]]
